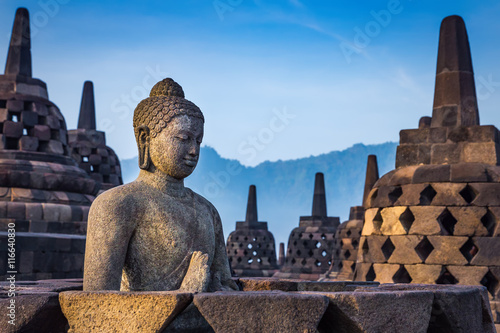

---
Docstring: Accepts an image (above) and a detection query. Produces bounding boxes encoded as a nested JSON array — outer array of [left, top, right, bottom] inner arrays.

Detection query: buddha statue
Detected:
[[83, 78, 238, 293]]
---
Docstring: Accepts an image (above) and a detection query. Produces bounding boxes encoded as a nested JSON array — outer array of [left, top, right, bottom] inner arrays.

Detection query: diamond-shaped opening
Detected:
[[340, 240, 344, 247], [388, 186, 403, 205], [315, 241, 321, 248], [339, 261, 343, 270], [303, 240, 308, 247], [321, 233, 326, 240], [399, 208, 415, 233], [437, 209, 457, 235], [352, 239, 359, 248], [419, 184, 437, 205], [346, 230, 352, 237], [415, 237, 434, 262], [301, 258, 307, 266], [350, 262, 356, 272], [243, 250, 248, 256], [344, 249, 351, 259], [247, 244, 253, 249], [315, 260, 321, 267], [309, 233, 314, 239], [370, 189, 379, 205], [298, 233, 303, 239], [247, 258, 253, 264], [481, 209, 497, 237], [381, 238, 395, 260], [237, 257, 242, 263], [252, 251, 257, 256], [362, 239, 369, 255], [291, 258, 296, 264], [459, 237, 478, 263], [296, 250, 301, 256], [436, 268, 458, 285], [321, 250, 327, 257], [308, 249, 314, 257], [373, 209, 383, 231], [239, 243, 243, 248], [366, 265, 376, 281], [393, 265, 412, 283], [257, 258, 262, 264], [480, 271, 499, 297], [459, 185, 478, 204]]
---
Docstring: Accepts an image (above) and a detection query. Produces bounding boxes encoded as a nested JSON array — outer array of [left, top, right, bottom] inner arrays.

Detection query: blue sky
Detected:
[[0, 0, 499, 166]]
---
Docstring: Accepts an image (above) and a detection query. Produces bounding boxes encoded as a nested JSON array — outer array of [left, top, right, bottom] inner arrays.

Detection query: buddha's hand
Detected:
[[179, 251, 210, 292]]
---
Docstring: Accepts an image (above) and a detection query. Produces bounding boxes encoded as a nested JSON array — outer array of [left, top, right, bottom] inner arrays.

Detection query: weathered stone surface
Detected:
[[193, 291, 329, 333], [0, 291, 68, 333], [227, 185, 278, 277], [409, 206, 444, 235], [426, 236, 468, 265], [380, 207, 408, 235], [388, 235, 425, 264], [406, 264, 442, 284], [470, 237, 500, 266], [276, 173, 339, 279], [83, 78, 237, 293], [316, 290, 434, 333], [60, 291, 192, 333], [447, 265, 489, 285], [372, 263, 400, 283]]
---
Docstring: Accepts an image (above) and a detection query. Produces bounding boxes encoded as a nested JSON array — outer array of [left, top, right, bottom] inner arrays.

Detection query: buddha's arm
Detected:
[[209, 209, 239, 291], [83, 193, 136, 291]]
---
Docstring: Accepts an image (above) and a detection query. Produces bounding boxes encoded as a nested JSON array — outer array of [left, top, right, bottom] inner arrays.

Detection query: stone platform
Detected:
[[1, 278, 495, 332]]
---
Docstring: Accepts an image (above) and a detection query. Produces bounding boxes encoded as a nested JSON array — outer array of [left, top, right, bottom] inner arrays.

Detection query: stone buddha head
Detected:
[[133, 78, 204, 179]]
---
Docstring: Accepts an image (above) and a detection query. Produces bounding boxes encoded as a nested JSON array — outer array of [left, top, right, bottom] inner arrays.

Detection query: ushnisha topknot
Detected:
[[133, 78, 204, 138]]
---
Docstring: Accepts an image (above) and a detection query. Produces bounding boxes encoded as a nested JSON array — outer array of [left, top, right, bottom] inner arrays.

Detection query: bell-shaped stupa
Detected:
[[324, 155, 379, 281], [68, 81, 123, 191], [354, 16, 500, 326], [0, 8, 100, 280], [226, 185, 279, 277], [274, 172, 340, 280]]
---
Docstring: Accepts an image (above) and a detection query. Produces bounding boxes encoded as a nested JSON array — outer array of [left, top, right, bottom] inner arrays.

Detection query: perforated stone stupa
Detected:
[[0, 8, 100, 280], [324, 155, 379, 281], [68, 81, 123, 191], [226, 185, 279, 277], [354, 15, 500, 326], [275, 172, 340, 280]]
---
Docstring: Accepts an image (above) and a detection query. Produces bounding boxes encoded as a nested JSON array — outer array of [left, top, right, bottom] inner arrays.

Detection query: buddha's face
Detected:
[[148, 114, 204, 179]]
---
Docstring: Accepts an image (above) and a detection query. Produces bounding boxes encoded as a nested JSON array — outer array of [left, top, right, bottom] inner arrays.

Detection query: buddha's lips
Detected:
[[184, 159, 197, 167]]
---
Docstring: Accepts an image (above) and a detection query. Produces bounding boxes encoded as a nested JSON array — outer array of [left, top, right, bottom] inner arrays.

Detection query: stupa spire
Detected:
[[312, 172, 327, 217], [77, 81, 96, 130], [431, 15, 479, 127], [5, 8, 32, 77], [245, 185, 258, 224], [362, 155, 379, 207]]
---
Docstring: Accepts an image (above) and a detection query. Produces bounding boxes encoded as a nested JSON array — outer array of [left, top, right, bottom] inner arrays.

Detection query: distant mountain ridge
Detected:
[[120, 142, 398, 245]]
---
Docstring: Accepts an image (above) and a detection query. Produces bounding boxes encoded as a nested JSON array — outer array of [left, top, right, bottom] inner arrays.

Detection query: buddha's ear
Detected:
[[137, 125, 151, 170]]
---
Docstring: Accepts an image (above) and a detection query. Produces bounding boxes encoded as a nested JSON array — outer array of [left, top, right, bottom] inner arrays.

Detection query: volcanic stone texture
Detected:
[[68, 129, 122, 191], [356, 163, 500, 295], [2, 277, 495, 332], [227, 185, 279, 277], [275, 173, 341, 280], [323, 206, 364, 281], [0, 8, 99, 281], [67, 81, 123, 191]]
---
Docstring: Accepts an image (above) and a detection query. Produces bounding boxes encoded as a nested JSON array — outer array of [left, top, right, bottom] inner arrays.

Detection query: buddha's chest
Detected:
[[129, 198, 216, 266]]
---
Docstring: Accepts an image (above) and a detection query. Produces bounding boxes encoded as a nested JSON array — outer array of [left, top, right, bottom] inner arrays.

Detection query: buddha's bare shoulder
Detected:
[[89, 181, 150, 224], [185, 187, 219, 217]]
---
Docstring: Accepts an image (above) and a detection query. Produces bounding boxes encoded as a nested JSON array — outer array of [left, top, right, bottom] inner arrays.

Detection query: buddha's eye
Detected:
[[176, 134, 189, 141]]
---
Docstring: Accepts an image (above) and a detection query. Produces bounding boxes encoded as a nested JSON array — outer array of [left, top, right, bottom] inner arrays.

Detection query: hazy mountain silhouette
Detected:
[[120, 142, 398, 246]]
